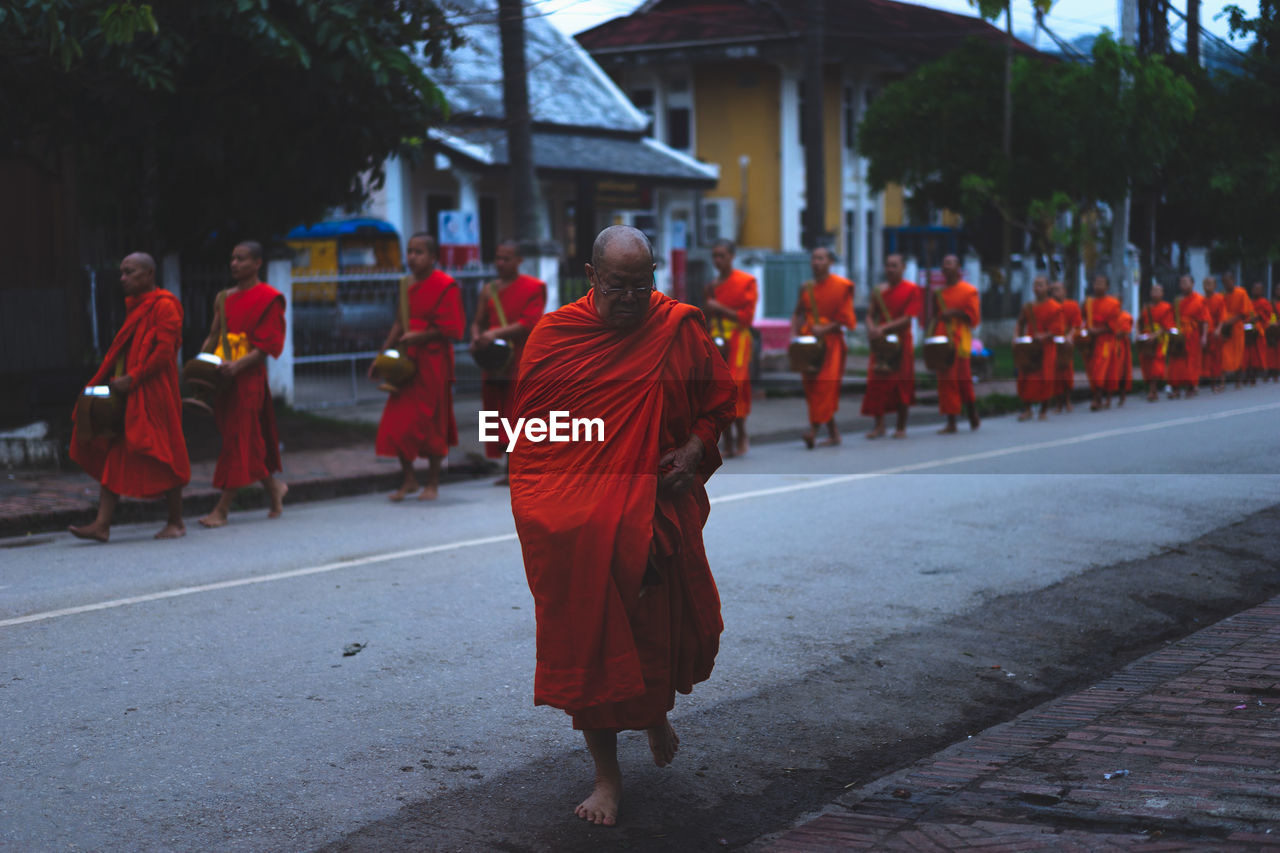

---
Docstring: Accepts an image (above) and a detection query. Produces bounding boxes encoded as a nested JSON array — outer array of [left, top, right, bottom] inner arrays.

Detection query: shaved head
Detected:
[[592, 225, 654, 269], [124, 252, 156, 275]]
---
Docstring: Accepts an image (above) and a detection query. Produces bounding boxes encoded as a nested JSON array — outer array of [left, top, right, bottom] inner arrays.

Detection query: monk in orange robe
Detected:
[[1137, 284, 1175, 402], [469, 239, 546, 483], [373, 234, 465, 501], [792, 247, 856, 448], [1202, 276, 1226, 392], [1109, 309, 1134, 406], [68, 253, 190, 542], [704, 239, 757, 456], [509, 226, 735, 827], [1269, 292, 1280, 381], [1050, 280, 1081, 413], [1220, 272, 1253, 389], [1081, 274, 1122, 411], [1015, 276, 1063, 421], [1247, 281, 1272, 384], [931, 254, 981, 433], [862, 253, 923, 438], [1169, 275, 1210, 398], [198, 241, 288, 527]]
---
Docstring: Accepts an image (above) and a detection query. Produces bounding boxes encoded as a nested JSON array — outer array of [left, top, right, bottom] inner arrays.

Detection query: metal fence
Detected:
[[291, 269, 492, 410]]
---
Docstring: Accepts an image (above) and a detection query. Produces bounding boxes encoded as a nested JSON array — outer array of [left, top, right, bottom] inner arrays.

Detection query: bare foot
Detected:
[[198, 510, 228, 529], [801, 431, 815, 450], [389, 482, 419, 502], [1064, 401, 1074, 412], [736, 436, 749, 456], [266, 481, 288, 518], [1038, 411, 1048, 421], [891, 429, 907, 439], [969, 417, 981, 431], [154, 522, 185, 540], [937, 425, 958, 434], [68, 523, 109, 543], [1017, 411, 1033, 422], [646, 719, 680, 767], [817, 436, 841, 447], [865, 427, 886, 439], [418, 483, 439, 501], [575, 775, 621, 826]]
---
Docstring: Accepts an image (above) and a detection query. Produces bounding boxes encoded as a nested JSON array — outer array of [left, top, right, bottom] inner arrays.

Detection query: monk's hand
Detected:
[[399, 329, 429, 346], [108, 374, 133, 395], [658, 435, 704, 495], [474, 329, 496, 348], [217, 358, 243, 378]]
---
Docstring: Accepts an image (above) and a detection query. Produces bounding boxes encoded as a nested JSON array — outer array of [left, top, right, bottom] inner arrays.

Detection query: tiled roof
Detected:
[[577, 0, 1036, 60], [430, 0, 647, 132]]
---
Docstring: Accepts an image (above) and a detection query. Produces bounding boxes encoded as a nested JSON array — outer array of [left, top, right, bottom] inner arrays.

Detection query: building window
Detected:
[[667, 107, 691, 150], [631, 88, 655, 123]]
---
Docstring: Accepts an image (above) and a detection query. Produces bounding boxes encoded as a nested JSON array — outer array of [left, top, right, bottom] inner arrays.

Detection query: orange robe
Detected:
[[1220, 288, 1253, 374], [1247, 296, 1270, 371], [861, 279, 923, 415], [376, 269, 465, 461], [706, 269, 758, 419], [1202, 292, 1225, 379], [1108, 310, 1133, 393], [476, 274, 547, 459], [510, 290, 735, 730], [1264, 299, 1280, 371], [1138, 301, 1175, 383], [213, 283, 285, 490], [1015, 299, 1063, 404], [70, 288, 190, 498], [1083, 295, 1121, 392], [932, 281, 980, 415], [797, 275, 856, 424], [1169, 292, 1210, 389], [1055, 298, 1082, 395]]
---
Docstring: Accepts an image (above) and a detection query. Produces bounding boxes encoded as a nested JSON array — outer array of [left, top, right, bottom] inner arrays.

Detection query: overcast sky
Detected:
[[532, 0, 1258, 51]]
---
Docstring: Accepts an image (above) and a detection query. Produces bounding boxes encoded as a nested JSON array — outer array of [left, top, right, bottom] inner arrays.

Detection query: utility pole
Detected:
[[802, 0, 826, 250], [1187, 0, 1201, 64], [1112, 0, 1137, 308], [498, 0, 541, 246], [1000, 0, 1014, 317]]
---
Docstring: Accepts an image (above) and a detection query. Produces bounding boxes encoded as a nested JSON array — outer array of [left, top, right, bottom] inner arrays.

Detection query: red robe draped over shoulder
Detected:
[[213, 282, 284, 490], [1108, 310, 1133, 392], [1138, 301, 1175, 383], [932, 281, 980, 415], [798, 275, 856, 424], [707, 269, 758, 418], [70, 289, 190, 498], [1083, 295, 1121, 392], [376, 269, 466, 461], [510, 291, 735, 730], [1221, 288, 1253, 374], [1170, 292, 1210, 389], [1015, 298, 1064, 403], [1203, 292, 1226, 379], [862, 279, 923, 416], [1056, 299, 1082, 395], [477, 274, 546, 459]]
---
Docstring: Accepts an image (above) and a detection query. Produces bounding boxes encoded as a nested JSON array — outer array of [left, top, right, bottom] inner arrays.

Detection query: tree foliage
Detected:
[[0, 1, 460, 252]]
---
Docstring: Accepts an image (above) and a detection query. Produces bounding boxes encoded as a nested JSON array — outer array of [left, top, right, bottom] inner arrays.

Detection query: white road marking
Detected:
[[5, 400, 1279, 629]]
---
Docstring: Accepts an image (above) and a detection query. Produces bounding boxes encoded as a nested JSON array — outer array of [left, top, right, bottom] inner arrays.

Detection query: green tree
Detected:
[[0, 1, 459, 252]]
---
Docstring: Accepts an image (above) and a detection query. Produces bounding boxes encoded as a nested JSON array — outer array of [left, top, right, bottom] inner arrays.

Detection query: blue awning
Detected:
[[287, 218, 398, 240]]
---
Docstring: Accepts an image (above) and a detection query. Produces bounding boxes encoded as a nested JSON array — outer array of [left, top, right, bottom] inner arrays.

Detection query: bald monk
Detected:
[[1137, 284, 1175, 402], [1015, 276, 1063, 421], [862, 253, 922, 438], [1169, 274, 1210, 399], [792, 247, 855, 448], [931, 254, 981, 433], [1256, 283, 1279, 383], [1109, 308, 1134, 406], [1202, 276, 1226, 392], [470, 239, 546, 484], [198, 241, 288, 527], [373, 234, 465, 501], [1082, 274, 1122, 411], [1247, 281, 1271, 385], [509, 225, 735, 827], [1051, 281, 1081, 413], [68, 253, 190, 542], [1221, 272, 1253, 389], [703, 239, 758, 456]]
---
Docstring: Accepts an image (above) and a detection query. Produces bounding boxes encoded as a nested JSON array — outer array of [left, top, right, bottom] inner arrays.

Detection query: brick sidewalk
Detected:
[[763, 598, 1280, 851]]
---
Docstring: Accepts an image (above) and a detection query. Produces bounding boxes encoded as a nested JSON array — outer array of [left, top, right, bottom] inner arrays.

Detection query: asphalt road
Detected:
[[3, 388, 1280, 852]]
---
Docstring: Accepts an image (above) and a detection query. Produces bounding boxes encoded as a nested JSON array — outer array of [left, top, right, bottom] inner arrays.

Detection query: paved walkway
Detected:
[[763, 596, 1280, 851]]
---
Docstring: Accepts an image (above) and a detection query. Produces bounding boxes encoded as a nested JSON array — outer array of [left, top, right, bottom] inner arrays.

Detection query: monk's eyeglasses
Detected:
[[596, 278, 655, 299]]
